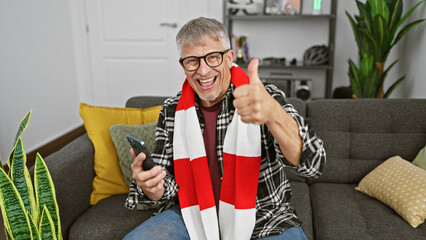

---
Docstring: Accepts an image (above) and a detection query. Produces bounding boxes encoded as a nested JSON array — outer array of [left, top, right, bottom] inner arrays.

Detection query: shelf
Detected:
[[226, 14, 332, 20], [224, 0, 337, 98], [237, 62, 330, 70]]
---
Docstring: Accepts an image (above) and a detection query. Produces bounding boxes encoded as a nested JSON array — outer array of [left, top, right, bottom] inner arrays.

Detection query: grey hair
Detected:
[[176, 17, 231, 57]]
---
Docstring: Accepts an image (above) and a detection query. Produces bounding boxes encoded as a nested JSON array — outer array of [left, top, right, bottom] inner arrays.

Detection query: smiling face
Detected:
[[180, 35, 234, 107]]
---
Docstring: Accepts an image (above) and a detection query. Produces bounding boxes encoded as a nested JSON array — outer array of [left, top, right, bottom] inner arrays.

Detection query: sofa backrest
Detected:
[[125, 96, 306, 116], [307, 99, 426, 184], [126, 96, 170, 108]]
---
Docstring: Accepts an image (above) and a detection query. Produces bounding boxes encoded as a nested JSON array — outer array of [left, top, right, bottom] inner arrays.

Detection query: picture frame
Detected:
[[263, 0, 302, 15]]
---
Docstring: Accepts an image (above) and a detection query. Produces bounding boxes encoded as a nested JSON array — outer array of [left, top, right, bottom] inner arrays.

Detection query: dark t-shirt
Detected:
[[200, 102, 221, 209]]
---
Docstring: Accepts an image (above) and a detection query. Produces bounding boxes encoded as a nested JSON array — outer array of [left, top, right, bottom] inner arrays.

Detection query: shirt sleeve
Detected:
[[265, 84, 326, 180], [125, 103, 179, 211]]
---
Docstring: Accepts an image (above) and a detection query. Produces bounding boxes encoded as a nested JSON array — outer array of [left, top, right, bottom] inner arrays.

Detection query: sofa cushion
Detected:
[[289, 181, 313, 240], [69, 186, 312, 240], [355, 156, 426, 227], [310, 183, 426, 240], [79, 103, 162, 205], [69, 195, 156, 240], [413, 145, 426, 170], [110, 121, 158, 185], [307, 99, 426, 184]]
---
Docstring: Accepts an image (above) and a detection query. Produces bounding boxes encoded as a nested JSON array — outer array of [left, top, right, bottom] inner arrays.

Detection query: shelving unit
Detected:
[[223, 0, 337, 98]]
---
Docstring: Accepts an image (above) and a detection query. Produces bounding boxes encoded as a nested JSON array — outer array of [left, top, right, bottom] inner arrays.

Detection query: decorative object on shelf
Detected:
[[0, 110, 62, 240], [224, 0, 337, 98], [228, 0, 263, 15], [264, 0, 301, 15], [295, 80, 311, 100], [303, 45, 329, 65], [312, 0, 322, 15], [346, 0, 425, 98], [262, 57, 286, 65], [231, 34, 249, 64]]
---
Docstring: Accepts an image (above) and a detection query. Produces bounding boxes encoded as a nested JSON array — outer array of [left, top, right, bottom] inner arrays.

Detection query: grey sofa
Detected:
[[44, 97, 426, 240]]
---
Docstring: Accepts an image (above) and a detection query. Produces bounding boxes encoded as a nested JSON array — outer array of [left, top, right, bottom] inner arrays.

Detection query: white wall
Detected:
[[1, 0, 425, 164], [333, 0, 426, 99], [0, 1, 82, 164], [392, 1, 426, 98]]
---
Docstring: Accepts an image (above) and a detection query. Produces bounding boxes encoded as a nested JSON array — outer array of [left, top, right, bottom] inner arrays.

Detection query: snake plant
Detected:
[[0, 110, 62, 240], [346, 0, 425, 98]]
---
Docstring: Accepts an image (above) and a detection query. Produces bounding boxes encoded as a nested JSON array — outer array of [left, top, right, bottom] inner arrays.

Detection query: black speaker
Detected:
[[295, 80, 311, 101]]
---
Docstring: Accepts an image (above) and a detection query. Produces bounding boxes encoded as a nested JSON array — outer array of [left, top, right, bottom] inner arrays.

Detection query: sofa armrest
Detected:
[[43, 134, 94, 239]]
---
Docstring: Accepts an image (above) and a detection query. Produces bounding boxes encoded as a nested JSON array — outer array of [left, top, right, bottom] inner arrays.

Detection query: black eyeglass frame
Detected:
[[179, 49, 231, 72]]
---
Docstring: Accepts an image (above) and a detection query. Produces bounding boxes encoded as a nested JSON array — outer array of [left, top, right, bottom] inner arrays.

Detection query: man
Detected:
[[124, 17, 325, 240]]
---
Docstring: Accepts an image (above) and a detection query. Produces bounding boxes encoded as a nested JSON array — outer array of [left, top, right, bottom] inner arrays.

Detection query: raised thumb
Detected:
[[247, 58, 261, 85]]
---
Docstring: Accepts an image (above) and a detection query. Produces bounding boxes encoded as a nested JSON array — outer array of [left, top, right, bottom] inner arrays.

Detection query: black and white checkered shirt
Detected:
[[125, 82, 326, 239]]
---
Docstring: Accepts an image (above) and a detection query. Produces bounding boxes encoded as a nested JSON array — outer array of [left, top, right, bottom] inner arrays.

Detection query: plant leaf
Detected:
[[346, 11, 362, 50], [369, 0, 389, 23], [387, 0, 402, 30], [10, 138, 37, 223], [372, 15, 388, 61], [390, 0, 424, 39], [5, 227, 13, 240], [359, 29, 378, 57], [357, 1, 372, 33], [8, 110, 32, 170], [381, 59, 399, 80], [0, 167, 32, 240], [384, 76, 405, 98], [28, 211, 40, 240], [348, 59, 361, 98], [392, 19, 426, 47], [13, 110, 32, 147], [34, 153, 61, 240], [39, 206, 57, 240]]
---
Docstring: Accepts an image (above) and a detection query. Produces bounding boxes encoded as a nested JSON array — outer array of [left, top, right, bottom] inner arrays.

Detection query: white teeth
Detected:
[[199, 77, 214, 83]]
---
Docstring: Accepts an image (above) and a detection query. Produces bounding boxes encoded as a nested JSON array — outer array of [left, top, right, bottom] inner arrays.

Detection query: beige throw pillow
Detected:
[[356, 156, 426, 228]]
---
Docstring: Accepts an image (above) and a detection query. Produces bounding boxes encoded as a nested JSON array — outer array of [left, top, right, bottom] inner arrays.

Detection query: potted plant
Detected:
[[346, 0, 425, 98], [0, 110, 62, 240]]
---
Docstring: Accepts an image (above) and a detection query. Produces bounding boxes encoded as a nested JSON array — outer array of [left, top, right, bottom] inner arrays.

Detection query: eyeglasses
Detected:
[[179, 49, 230, 72]]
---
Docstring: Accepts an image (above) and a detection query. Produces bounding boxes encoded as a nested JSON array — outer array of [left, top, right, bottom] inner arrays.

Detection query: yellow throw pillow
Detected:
[[356, 156, 426, 227], [79, 103, 162, 205]]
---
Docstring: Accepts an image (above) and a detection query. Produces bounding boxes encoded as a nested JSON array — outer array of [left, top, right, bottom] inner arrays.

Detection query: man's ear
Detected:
[[227, 49, 235, 68]]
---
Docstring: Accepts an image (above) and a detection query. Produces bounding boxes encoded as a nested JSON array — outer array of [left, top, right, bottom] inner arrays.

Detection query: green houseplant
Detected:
[[0, 110, 62, 240], [347, 0, 425, 98]]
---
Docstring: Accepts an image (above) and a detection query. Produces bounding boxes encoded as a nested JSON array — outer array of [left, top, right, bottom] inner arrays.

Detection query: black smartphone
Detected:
[[127, 135, 155, 171]]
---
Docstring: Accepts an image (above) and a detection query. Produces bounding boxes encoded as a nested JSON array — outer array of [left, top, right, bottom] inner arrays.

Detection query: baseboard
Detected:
[[3, 125, 86, 171]]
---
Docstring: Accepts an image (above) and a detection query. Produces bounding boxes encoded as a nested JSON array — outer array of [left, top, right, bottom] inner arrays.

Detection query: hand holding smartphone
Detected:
[[127, 135, 155, 171]]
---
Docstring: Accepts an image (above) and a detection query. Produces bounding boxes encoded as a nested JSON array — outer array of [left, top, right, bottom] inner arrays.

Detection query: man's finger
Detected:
[[137, 165, 162, 182], [130, 148, 136, 158], [142, 168, 166, 188], [233, 84, 250, 98], [131, 151, 146, 171], [248, 58, 261, 85]]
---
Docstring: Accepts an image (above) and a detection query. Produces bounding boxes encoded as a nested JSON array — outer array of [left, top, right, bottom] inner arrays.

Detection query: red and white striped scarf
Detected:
[[173, 65, 261, 240]]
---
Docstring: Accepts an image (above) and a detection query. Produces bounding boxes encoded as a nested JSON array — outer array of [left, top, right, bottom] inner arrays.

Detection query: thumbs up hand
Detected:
[[233, 58, 278, 125]]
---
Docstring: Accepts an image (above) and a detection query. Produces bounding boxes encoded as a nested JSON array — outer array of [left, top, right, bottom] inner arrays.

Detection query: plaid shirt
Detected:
[[125, 82, 326, 239]]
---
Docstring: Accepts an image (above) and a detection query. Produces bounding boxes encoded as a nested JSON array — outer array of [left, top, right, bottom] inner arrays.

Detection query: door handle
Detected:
[[160, 23, 178, 28]]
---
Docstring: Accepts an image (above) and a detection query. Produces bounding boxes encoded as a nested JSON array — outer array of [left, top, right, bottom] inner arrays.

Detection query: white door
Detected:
[[85, 0, 182, 107], [84, 0, 223, 107]]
